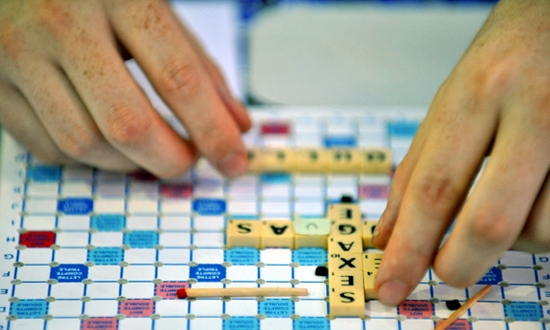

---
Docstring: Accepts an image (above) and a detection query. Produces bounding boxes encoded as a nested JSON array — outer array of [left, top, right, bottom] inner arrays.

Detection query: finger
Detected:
[[166, 10, 251, 133], [107, 0, 248, 177], [201, 59, 251, 133], [374, 87, 497, 306], [10, 57, 139, 172], [434, 106, 550, 286], [55, 7, 198, 178], [0, 81, 74, 164], [373, 81, 450, 249], [514, 171, 550, 253]]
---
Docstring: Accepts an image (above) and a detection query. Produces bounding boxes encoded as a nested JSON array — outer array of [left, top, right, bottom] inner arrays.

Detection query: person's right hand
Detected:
[[372, 0, 550, 306], [0, 0, 251, 178]]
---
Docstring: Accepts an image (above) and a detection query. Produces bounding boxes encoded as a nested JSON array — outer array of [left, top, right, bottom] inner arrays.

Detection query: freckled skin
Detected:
[[0, 0, 251, 178], [372, 0, 550, 307]]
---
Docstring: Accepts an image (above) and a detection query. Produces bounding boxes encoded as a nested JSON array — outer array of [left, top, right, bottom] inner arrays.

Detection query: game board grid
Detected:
[[3, 110, 550, 329]]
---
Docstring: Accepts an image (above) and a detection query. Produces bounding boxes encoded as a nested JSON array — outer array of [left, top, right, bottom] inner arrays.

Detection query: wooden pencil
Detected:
[[435, 285, 492, 330], [177, 287, 308, 299]]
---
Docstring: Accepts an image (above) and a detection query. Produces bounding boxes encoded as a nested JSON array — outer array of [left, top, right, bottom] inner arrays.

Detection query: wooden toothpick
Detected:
[[177, 287, 308, 299]]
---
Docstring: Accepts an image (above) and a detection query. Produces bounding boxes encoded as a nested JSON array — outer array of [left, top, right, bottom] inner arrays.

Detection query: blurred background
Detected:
[[232, 0, 499, 107]]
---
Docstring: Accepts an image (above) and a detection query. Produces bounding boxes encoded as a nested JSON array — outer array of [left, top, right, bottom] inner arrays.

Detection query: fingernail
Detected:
[[377, 280, 409, 307], [219, 151, 247, 177]]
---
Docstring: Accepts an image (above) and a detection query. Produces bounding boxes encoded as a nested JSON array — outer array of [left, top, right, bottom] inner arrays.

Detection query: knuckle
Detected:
[[158, 60, 202, 99], [469, 208, 515, 247], [409, 173, 459, 211], [195, 121, 237, 157], [55, 129, 103, 160], [104, 104, 150, 146], [34, 2, 76, 40], [463, 55, 520, 103], [34, 1, 77, 38]]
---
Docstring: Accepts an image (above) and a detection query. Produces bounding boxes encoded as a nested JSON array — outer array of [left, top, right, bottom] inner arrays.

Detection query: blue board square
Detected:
[[292, 248, 327, 266], [27, 165, 62, 182], [504, 302, 543, 321], [192, 199, 227, 216], [224, 248, 260, 265], [323, 136, 357, 148], [259, 299, 294, 317], [90, 214, 126, 232], [189, 264, 226, 282], [293, 317, 330, 330], [57, 198, 93, 215], [223, 317, 259, 330], [87, 247, 124, 265], [477, 267, 502, 285], [123, 231, 158, 248], [10, 300, 48, 318], [50, 264, 88, 283]]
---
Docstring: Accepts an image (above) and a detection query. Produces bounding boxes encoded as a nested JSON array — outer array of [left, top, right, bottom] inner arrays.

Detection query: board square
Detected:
[[189, 299, 223, 316], [125, 216, 158, 230], [93, 199, 126, 213], [159, 232, 191, 247], [57, 215, 90, 230], [47, 300, 83, 316], [192, 216, 225, 231], [118, 318, 153, 330], [154, 300, 189, 316], [49, 283, 85, 298], [13, 283, 49, 299], [191, 249, 225, 264], [226, 265, 258, 281], [17, 248, 53, 263], [61, 182, 93, 197], [160, 216, 191, 230], [86, 283, 121, 299], [157, 248, 191, 264], [55, 232, 89, 247], [224, 299, 258, 316], [16, 265, 51, 281], [123, 266, 156, 281], [123, 249, 157, 264], [21, 216, 56, 231], [84, 299, 118, 317], [156, 266, 190, 281], [160, 199, 191, 215], [294, 299, 327, 316]]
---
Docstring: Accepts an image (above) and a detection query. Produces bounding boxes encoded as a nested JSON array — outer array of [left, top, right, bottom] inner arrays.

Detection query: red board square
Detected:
[[119, 299, 154, 317], [398, 300, 433, 319], [81, 317, 117, 330], [19, 231, 56, 248], [359, 184, 390, 199], [261, 121, 290, 135], [155, 281, 189, 299], [160, 183, 193, 198]]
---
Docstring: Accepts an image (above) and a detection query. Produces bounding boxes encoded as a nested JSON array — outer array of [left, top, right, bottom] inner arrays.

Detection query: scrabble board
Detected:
[[1, 107, 550, 330]]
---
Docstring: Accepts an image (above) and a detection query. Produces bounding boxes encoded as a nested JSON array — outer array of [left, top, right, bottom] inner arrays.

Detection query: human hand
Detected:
[[372, 0, 550, 306], [0, 0, 251, 178]]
